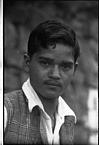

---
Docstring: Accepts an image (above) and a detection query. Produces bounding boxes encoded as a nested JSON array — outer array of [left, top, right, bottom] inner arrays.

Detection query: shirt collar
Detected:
[[22, 78, 76, 122], [58, 96, 76, 123], [22, 78, 44, 112]]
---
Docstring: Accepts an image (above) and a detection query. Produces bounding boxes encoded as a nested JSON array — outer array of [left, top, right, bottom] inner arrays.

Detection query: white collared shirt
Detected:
[[4, 78, 76, 144]]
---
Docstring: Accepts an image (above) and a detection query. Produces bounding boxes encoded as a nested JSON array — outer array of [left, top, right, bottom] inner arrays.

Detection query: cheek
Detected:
[[29, 66, 47, 86], [62, 73, 73, 88], [30, 69, 42, 82]]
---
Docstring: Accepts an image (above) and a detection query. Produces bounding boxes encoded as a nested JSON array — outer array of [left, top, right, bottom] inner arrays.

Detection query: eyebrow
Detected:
[[38, 56, 54, 62], [61, 62, 74, 67], [38, 56, 74, 64]]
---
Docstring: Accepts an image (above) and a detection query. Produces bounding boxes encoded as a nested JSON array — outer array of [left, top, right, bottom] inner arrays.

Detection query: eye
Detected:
[[39, 60, 50, 67], [61, 64, 73, 71]]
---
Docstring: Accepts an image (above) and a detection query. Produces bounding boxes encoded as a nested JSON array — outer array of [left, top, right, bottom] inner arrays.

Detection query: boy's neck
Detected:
[[38, 94, 58, 118]]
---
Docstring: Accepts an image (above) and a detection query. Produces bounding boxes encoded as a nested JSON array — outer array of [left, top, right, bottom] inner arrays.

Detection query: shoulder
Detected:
[[4, 90, 26, 122], [5, 89, 23, 97], [5, 90, 23, 101], [4, 90, 25, 129], [4, 90, 24, 108]]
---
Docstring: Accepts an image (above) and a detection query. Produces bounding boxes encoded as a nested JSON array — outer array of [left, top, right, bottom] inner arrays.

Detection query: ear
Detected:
[[24, 53, 30, 73], [74, 62, 78, 73]]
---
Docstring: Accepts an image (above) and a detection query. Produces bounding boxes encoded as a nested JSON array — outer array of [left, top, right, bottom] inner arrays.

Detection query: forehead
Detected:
[[34, 43, 74, 63]]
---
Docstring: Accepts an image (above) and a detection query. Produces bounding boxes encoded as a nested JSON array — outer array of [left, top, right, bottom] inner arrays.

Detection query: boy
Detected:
[[4, 20, 80, 144]]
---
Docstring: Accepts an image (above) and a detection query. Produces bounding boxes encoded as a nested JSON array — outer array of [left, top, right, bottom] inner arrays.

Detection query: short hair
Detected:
[[28, 20, 80, 63]]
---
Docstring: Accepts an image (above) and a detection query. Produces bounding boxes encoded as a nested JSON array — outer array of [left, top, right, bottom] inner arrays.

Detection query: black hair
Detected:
[[28, 20, 80, 63]]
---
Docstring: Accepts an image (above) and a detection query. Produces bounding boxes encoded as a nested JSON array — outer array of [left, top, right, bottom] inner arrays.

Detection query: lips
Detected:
[[44, 80, 61, 87]]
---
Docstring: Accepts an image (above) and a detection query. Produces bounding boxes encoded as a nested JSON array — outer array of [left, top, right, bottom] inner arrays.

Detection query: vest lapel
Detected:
[[30, 106, 43, 144], [59, 115, 75, 145]]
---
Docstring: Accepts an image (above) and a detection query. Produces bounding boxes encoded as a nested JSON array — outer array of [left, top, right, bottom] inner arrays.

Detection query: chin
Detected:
[[45, 95, 59, 100], [43, 91, 62, 99]]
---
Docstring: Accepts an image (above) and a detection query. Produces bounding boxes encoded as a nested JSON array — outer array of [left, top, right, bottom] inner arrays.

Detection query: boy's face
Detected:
[[27, 43, 76, 99]]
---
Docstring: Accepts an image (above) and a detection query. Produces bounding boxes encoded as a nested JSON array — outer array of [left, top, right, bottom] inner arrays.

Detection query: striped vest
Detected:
[[4, 90, 75, 145]]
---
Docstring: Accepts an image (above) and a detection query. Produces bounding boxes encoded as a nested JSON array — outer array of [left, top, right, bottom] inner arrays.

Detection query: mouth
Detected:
[[44, 81, 61, 88]]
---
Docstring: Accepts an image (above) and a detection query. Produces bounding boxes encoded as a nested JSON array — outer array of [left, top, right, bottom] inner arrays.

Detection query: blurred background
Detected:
[[4, 1, 98, 145]]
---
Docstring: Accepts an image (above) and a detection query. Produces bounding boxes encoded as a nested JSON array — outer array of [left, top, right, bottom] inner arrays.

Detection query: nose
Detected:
[[48, 65, 61, 79]]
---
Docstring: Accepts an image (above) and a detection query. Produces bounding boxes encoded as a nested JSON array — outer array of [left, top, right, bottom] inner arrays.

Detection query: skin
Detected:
[[25, 43, 77, 126]]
